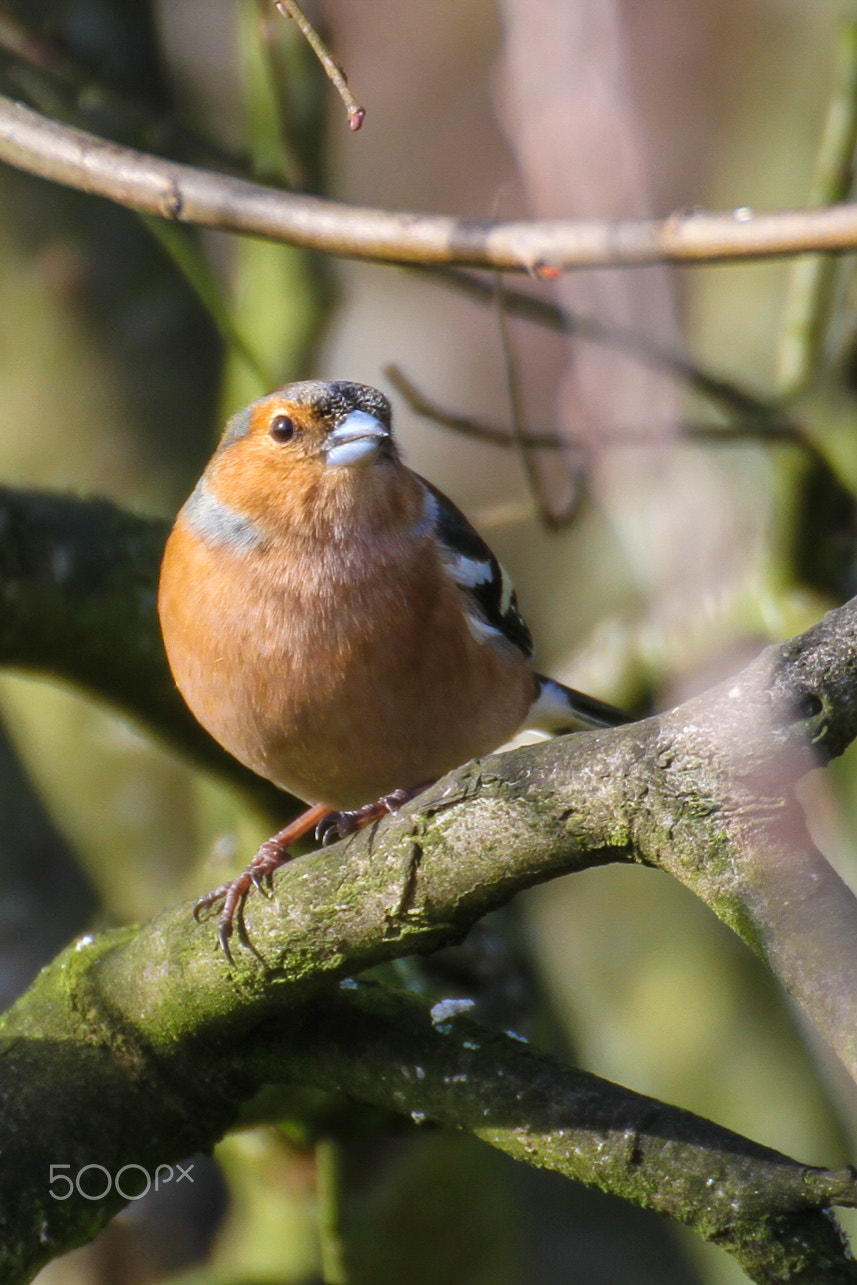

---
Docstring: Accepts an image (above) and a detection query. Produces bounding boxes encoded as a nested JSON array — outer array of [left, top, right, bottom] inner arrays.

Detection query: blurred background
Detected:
[[0, 0, 856, 1281]]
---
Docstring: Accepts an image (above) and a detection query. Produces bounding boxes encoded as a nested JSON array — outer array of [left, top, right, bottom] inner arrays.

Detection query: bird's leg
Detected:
[[194, 801, 330, 959], [315, 783, 432, 846], [196, 787, 430, 960]]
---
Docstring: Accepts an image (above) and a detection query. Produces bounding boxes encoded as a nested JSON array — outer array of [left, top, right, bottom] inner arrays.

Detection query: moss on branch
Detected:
[[2, 942, 855, 1284]]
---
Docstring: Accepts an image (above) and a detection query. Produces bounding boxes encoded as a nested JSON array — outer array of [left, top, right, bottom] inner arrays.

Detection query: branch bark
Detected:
[[3, 958, 856, 1285], [3, 96, 857, 269], [269, 985, 857, 1285]]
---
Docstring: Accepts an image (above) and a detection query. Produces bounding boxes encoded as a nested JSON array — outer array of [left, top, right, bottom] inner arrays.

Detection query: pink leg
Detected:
[[194, 801, 330, 959]]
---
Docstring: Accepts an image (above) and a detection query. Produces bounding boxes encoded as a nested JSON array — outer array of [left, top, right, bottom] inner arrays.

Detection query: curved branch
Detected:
[[30, 598, 857, 1086], [269, 985, 857, 1285], [407, 266, 790, 421], [3, 97, 857, 268], [3, 488, 857, 1076], [2, 959, 855, 1285], [385, 362, 817, 456]]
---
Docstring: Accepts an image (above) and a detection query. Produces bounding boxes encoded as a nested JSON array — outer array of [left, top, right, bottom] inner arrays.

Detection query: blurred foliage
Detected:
[[0, 1, 856, 1283]]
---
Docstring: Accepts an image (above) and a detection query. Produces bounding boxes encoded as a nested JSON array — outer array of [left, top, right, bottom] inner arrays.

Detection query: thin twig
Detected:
[[407, 265, 785, 424], [385, 363, 823, 458], [493, 273, 579, 525], [274, 0, 365, 130], [385, 364, 562, 448]]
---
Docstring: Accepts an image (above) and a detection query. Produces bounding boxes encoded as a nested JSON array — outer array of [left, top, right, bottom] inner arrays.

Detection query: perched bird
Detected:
[[158, 380, 627, 954]]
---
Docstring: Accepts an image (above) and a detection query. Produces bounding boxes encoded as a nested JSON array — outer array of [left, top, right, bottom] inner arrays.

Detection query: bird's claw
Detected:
[[315, 811, 353, 845], [193, 803, 332, 958], [250, 867, 273, 895], [315, 787, 423, 845], [195, 795, 424, 959], [218, 920, 235, 964], [193, 885, 228, 921]]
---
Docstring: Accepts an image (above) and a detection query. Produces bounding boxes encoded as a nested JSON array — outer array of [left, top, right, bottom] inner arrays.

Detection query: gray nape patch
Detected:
[[182, 477, 262, 551], [218, 404, 254, 449]]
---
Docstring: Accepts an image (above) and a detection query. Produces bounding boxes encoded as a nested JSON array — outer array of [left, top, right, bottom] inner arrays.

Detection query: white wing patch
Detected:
[[462, 612, 507, 645], [447, 552, 494, 589], [498, 564, 515, 615], [417, 476, 535, 660]]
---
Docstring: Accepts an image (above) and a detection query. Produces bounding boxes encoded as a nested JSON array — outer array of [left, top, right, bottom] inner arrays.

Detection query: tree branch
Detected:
[[3, 96, 857, 268], [0, 486, 287, 819], [3, 956, 856, 1285], [4, 481, 857, 1060], [405, 266, 790, 423], [3, 488, 857, 1077], [268, 985, 857, 1285]]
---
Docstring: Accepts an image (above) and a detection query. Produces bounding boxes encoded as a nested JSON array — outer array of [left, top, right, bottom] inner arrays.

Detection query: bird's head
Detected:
[[192, 381, 419, 546], [220, 380, 395, 468]]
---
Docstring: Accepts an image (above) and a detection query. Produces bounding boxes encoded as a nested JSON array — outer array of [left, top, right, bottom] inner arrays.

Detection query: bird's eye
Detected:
[[269, 414, 296, 442]]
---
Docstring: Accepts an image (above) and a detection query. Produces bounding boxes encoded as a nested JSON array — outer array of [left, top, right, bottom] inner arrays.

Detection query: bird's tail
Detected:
[[526, 674, 630, 736]]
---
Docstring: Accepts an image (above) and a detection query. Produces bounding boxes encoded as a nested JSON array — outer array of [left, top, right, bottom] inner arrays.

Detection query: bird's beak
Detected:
[[324, 410, 391, 467]]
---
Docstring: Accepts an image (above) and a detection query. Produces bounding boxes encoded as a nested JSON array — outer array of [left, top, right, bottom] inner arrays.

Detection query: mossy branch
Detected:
[[0, 485, 288, 819], [263, 984, 857, 1285], [3, 954, 856, 1285]]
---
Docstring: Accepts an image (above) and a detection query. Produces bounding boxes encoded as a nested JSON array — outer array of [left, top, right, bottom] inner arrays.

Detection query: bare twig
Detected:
[[6, 97, 857, 270], [493, 273, 579, 525], [407, 265, 784, 422], [0, 12, 830, 427], [385, 363, 822, 458], [385, 363, 563, 448], [274, 0, 365, 130]]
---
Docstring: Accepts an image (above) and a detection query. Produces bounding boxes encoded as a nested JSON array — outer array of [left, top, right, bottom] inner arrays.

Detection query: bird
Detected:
[[158, 379, 628, 956]]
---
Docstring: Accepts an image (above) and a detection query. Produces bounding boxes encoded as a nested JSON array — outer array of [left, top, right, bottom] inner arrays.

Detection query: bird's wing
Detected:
[[418, 476, 534, 659], [527, 675, 630, 734]]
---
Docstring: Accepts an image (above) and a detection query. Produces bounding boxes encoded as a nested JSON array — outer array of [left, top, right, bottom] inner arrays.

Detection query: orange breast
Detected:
[[158, 517, 533, 809]]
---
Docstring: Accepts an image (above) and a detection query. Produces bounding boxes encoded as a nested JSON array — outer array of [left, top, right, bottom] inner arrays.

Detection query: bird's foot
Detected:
[[315, 783, 431, 846], [194, 801, 330, 960]]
